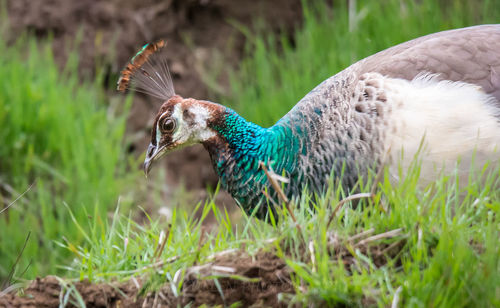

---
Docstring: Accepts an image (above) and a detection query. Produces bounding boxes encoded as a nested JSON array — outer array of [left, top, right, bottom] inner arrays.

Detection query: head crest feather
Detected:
[[117, 40, 175, 100]]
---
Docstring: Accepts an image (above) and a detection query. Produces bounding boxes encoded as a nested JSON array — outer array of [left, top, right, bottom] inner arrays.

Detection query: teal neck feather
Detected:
[[202, 102, 369, 219], [203, 107, 300, 218]]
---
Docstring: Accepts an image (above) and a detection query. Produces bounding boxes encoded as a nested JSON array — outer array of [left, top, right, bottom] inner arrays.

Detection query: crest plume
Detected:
[[117, 40, 175, 100]]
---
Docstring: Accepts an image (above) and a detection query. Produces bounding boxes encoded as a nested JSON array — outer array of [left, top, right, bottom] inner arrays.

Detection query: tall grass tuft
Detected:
[[60, 161, 499, 307], [0, 34, 132, 279]]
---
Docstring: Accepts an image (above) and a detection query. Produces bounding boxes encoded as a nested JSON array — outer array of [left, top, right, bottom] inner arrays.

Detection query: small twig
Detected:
[[0, 282, 24, 297], [348, 228, 375, 242], [0, 181, 36, 215], [206, 248, 239, 261], [158, 291, 168, 302], [152, 291, 159, 308], [259, 162, 295, 221], [0, 182, 30, 207], [194, 228, 207, 265], [158, 228, 170, 259], [260, 161, 305, 242], [153, 230, 164, 259], [326, 193, 373, 229], [154, 227, 170, 260], [135, 255, 181, 273], [211, 265, 237, 274], [377, 238, 405, 256], [131, 277, 141, 290], [355, 228, 403, 247], [391, 286, 403, 308], [264, 237, 278, 244]]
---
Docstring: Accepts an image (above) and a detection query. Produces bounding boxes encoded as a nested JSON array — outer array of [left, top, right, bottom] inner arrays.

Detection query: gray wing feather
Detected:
[[356, 24, 500, 101], [290, 25, 500, 118]]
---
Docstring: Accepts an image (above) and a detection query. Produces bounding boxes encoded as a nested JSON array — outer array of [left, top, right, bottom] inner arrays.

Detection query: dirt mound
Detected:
[[0, 251, 293, 307], [180, 251, 292, 307]]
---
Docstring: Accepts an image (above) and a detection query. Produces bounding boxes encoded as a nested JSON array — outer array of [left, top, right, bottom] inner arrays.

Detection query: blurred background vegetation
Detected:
[[0, 0, 498, 282]]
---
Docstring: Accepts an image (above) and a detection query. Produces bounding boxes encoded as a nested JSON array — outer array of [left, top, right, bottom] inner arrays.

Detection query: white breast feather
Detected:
[[383, 74, 500, 183]]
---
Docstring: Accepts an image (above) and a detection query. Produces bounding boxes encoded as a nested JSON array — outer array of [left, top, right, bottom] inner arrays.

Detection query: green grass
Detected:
[[0, 34, 134, 279], [59, 161, 500, 307]]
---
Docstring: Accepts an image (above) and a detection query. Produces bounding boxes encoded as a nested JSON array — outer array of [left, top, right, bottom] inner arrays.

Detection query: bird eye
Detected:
[[161, 118, 176, 133]]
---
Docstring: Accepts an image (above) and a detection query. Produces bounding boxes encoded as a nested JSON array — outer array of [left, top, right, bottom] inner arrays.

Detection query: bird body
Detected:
[[120, 25, 500, 219]]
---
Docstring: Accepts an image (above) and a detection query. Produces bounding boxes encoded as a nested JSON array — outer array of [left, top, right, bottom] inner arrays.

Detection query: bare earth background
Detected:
[[7, 0, 301, 201]]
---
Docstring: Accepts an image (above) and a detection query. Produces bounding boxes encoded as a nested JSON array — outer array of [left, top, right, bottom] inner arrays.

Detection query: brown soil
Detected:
[[0, 229, 406, 307], [0, 251, 293, 308]]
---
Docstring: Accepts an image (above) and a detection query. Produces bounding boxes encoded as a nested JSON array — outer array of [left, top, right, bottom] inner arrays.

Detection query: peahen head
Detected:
[[143, 95, 223, 176], [115, 39, 228, 177], [117, 40, 306, 219]]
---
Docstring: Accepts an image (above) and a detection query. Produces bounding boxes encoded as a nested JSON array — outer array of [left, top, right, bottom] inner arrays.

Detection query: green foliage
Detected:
[[221, 0, 500, 126], [0, 35, 132, 279], [285, 162, 500, 307], [62, 162, 500, 307]]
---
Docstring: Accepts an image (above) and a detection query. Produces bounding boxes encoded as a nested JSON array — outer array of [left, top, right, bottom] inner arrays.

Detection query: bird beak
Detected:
[[143, 158, 153, 178], [143, 143, 158, 178]]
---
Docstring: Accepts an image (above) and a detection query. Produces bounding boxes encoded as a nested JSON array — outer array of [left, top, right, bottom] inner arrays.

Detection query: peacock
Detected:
[[118, 25, 500, 219]]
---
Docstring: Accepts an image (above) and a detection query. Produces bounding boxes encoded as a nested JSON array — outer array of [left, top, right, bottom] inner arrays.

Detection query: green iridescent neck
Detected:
[[202, 107, 299, 215]]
